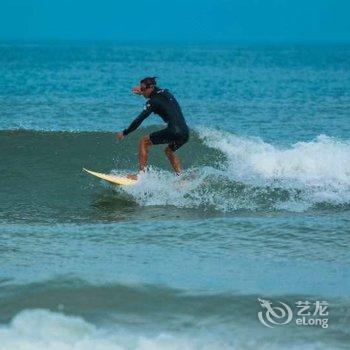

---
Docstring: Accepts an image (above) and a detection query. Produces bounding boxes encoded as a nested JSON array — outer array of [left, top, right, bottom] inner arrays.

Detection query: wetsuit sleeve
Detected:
[[123, 101, 153, 136]]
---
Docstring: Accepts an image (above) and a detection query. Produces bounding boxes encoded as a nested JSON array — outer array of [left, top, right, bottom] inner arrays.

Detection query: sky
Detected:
[[0, 0, 349, 43]]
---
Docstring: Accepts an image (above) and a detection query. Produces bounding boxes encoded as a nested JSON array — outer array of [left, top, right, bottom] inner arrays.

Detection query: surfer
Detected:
[[116, 77, 189, 180]]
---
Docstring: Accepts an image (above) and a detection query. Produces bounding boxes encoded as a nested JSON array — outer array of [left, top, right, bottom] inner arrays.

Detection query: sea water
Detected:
[[0, 42, 349, 349]]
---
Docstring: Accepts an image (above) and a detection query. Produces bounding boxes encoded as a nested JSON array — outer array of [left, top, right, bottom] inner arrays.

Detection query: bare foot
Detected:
[[127, 174, 138, 180]]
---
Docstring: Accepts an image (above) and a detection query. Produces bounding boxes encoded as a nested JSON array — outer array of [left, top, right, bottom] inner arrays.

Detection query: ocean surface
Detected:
[[0, 42, 350, 349]]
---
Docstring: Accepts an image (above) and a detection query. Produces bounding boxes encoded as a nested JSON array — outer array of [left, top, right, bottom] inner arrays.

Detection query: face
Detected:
[[139, 83, 154, 98]]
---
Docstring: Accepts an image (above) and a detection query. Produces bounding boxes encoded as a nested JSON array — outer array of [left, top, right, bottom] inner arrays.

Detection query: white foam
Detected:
[[0, 309, 332, 350], [121, 166, 238, 211], [199, 128, 350, 187], [0, 309, 230, 350]]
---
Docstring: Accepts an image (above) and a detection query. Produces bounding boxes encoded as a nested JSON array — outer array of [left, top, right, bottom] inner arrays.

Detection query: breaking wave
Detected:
[[2, 127, 350, 215], [120, 128, 350, 212]]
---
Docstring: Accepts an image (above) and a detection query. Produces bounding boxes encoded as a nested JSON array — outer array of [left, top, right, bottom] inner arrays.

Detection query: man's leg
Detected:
[[127, 135, 152, 180], [165, 146, 182, 174], [139, 135, 152, 171]]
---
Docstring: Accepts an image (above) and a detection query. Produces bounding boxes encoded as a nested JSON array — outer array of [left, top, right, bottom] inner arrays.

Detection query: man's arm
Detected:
[[122, 102, 153, 136]]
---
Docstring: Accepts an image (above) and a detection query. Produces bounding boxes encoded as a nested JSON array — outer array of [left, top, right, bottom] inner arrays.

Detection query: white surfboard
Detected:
[[83, 168, 137, 186]]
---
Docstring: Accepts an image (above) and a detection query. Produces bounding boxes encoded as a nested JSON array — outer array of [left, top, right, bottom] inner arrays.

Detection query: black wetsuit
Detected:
[[123, 87, 189, 151]]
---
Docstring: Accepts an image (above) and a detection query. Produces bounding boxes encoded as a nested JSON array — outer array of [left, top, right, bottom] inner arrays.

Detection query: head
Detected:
[[136, 76, 157, 98]]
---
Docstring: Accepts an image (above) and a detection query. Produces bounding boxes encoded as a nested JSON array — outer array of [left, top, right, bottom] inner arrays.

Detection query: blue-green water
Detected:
[[0, 42, 350, 349]]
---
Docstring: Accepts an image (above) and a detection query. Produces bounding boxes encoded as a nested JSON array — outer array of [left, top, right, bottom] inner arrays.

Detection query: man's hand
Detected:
[[132, 86, 142, 95], [116, 132, 124, 140]]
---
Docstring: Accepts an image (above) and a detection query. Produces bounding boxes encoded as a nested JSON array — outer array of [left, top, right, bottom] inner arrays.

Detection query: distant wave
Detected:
[[0, 279, 346, 349], [0, 308, 334, 350]]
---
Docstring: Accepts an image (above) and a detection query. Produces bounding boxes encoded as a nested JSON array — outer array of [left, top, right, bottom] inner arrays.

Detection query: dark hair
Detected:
[[140, 76, 157, 88]]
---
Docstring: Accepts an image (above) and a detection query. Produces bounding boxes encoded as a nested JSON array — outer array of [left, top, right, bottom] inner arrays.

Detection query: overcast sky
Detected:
[[0, 0, 349, 42]]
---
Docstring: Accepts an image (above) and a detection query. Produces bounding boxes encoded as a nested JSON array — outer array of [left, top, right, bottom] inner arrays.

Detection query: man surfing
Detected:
[[116, 77, 189, 180]]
